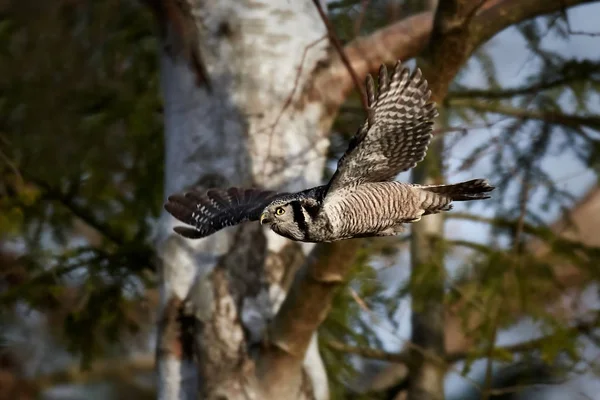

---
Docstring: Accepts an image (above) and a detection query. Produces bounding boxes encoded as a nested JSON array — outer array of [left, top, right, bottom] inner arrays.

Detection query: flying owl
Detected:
[[164, 60, 494, 242]]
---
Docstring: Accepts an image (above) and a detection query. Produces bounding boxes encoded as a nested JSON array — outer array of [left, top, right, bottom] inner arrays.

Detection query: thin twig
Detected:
[[326, 339, 411, 363], [37, 180, 127, 245], [564, 9, 600, 37], [349, 287, 372, 314], [0, 144, 24, 187], [464, 0, 490, 26], [447, 311, 600, 363], [312, 0, 369, 112], [569, 29, 600, 37], [353, 0, 371, 37], [260, 35, 327, 181], [481, 304, 499, 400], [432, 118, 510, 136], [447, 75, 599, 100], [448, 99, 600, 129], [514, 178, 530, 251]]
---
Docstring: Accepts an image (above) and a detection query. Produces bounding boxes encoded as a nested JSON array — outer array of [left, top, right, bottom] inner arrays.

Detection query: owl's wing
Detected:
[[324, 60, 438, 197], [164, 188, 287, 239]]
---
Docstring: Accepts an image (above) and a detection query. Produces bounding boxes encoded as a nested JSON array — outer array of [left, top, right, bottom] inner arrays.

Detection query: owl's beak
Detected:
[[260, 212, 270, 225]]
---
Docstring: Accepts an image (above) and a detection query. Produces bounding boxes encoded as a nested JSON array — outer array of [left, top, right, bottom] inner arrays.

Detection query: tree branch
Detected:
[[448, 99, 600, 130], [447, 311, 600, 363], [31, 178, 155, 271], [308, 12, 432, 109], [448, 75, 598, 100], [469, 0, 599, 51], [326, 340, 411, 364], [311, 0, 368, 111], [310, 0, 596, 109], [326, 311, 600, 365], [259, 240, 361, 391], [20, 355, 156, 399], [449, 212, 600, 257], [34, 179, 127, 246], [35, 355, 155, 388]]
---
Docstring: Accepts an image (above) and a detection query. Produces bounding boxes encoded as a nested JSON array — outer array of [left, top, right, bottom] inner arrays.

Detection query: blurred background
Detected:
[[1, 0, 599, 399]]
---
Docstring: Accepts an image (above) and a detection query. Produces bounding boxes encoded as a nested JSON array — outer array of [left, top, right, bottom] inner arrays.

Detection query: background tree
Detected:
[[1, 0, 599, 399]]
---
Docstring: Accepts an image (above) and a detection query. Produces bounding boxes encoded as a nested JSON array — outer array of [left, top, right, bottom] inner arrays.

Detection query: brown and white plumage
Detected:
[[321, 180, 493, 241], [325, 63, 437, 194], [164, 60, 495, 243]]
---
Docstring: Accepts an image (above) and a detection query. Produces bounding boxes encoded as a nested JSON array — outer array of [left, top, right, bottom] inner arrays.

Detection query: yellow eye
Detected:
[[275, 207, 285, 215]]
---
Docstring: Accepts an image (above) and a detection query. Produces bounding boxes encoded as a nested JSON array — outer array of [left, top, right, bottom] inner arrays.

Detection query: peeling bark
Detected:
[[154, 1, 333, 398]]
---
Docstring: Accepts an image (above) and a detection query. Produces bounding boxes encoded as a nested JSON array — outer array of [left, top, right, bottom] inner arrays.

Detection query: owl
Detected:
[[164, 60, 494, 242]]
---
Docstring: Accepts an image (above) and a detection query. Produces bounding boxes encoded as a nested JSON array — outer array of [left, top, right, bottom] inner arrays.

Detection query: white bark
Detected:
[[154, 1, 331, 398]]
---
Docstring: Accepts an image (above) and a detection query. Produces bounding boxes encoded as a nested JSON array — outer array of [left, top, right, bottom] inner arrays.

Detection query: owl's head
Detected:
[[260, 199, 307, 241]]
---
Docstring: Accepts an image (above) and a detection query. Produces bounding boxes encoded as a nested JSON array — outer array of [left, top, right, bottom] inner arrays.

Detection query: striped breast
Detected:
[[323, 182, 425, 237]]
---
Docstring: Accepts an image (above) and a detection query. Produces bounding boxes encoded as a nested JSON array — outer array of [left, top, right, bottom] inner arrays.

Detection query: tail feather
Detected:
[[424, 179, 495, 201], [420, 179, 494, 216]]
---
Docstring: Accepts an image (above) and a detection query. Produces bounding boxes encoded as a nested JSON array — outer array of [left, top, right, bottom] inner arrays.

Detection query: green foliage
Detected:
[[319, 242, 390, 399], [0, 0, 160, 365]]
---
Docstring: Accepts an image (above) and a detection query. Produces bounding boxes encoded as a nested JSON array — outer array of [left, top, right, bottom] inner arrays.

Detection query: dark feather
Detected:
[[424, 179, 495, 201], [164, 188, 286, 239], [378, 64, 390, 94], [365, 74, 376, 108], [290, 201, 308, 239]]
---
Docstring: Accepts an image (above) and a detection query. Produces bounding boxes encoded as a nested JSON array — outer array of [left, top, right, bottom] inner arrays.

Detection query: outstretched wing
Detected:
[[325, 60, 438, 196], [164, 188, 286, 239]]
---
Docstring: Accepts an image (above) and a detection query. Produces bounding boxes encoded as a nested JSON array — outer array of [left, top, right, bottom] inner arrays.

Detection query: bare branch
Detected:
[[326, 340, 411, 364], [448, 99, 600, 130], [327, 311, 600, 365], [259, 240, 361, 390], [470, 0, 599, 50], [353, 0, 372, 37], [0, 149, 132, 250], [311, 0, 369, 111], [33, 179, 127, 246], [308, 12, 432, 109], [448, 75, 598, 100], [569, 29, 600, 37], [311, 0, 596, 108], [31, 355, 155, 398], [447, 311, 600, 363], [261, 35, 328, 180]]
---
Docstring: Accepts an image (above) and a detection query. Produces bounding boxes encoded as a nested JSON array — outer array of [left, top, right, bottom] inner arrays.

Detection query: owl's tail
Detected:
[[425, 179, 495, 201], [420, 179, 495, 214]]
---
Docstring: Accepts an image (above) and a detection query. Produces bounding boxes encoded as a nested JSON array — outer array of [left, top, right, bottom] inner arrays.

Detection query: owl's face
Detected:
[[260, 201, 305, 240]]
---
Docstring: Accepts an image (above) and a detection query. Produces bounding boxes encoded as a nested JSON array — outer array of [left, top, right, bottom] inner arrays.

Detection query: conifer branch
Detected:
[[448, 75, 599, 100], [448, 99, 600, 130], [327, 312, 600, 364]]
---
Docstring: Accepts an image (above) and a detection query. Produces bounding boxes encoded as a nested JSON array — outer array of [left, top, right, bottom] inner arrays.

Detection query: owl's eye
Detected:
[[275, 207, 285, 215]]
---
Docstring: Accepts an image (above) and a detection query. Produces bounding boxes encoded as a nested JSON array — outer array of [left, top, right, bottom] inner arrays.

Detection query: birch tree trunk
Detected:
[[153, 1, 332, 398]]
